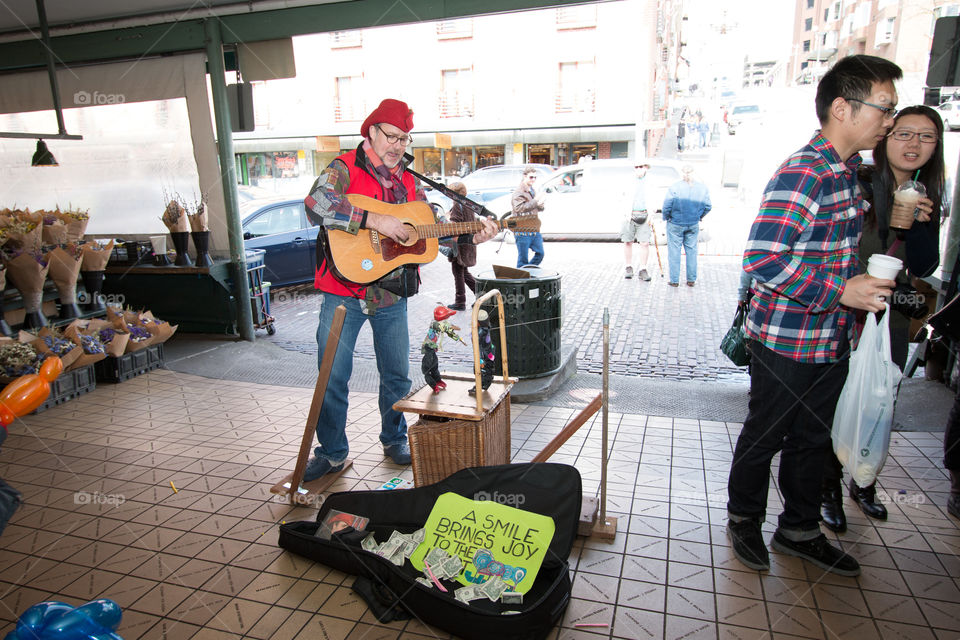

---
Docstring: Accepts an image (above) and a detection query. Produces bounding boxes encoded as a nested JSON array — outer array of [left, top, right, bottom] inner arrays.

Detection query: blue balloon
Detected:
[[8, 599, 122, 640]]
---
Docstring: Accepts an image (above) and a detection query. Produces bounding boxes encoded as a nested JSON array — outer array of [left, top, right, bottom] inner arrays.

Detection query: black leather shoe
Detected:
[[848, 479, 887, 520], [820, 483, 847, 533], [771, 531, 860, 576]]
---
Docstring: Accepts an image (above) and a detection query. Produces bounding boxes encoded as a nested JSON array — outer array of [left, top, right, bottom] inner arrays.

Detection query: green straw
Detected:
[[914, 169, 920, 181]]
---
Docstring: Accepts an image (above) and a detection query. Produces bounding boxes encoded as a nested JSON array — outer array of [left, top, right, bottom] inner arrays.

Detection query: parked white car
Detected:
[[937, 100, 960, 131], [486, 158, 683, 240]]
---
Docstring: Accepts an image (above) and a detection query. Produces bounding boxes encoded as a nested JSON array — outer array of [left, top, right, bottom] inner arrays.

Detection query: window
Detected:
[[439, 68, 474, 118], [436, 18, 472, 39], [875, 17, 895, 46], [556, 61, 596, 113], [805, 17, 813, 31], [244, 204, 304, 238], [824, 8, 829, 21], [329, 31, 362, 48], [334, 76, 364, 122], [556, 5, 597, 29], [803, 40, 811, 52], [807, 0, 815, 8]]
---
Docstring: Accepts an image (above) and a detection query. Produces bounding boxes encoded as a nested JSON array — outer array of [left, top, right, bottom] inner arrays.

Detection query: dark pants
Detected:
[[945, 384, 960, 472], [728, 340, 849, 532], [421, 348, 441, 388], [451, 262, 476, 305], [0, 428, 21, 536]]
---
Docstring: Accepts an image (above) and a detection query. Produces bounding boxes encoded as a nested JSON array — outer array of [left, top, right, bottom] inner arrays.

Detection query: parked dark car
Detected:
[[425, 163, 554, 214], [241, 197, 316, 287]]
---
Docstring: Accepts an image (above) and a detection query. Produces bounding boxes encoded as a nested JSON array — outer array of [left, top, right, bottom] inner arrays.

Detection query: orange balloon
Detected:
[[0, 356, 62, 426]]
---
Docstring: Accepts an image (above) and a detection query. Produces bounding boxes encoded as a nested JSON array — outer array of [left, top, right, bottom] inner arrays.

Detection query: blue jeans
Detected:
[[314, 293, 411, 463], [515, 233, 544, 268], [666, 222, 699, 284]]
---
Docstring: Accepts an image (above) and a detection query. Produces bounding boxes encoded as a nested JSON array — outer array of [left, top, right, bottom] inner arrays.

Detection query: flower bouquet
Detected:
[[47, 243, 84, 319], [2, 248, 50, 328], [62, 320, 109, 369], [40, 211, 69, 246], [107, 306, 156, 353], [0, 341, 44, 382], [55, 207, 90, 244], [162, 196, 192, 266], [136, 310, 177, 344], [29, 327, 82, 370], [188, 199, 214, 267], [80, 240, 113, 312], [1, 210, 42, 254], [79, 318, 129, 357]]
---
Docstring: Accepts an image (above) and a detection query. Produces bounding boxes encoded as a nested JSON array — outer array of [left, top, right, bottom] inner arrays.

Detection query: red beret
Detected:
[[361, 99, 414, 138]]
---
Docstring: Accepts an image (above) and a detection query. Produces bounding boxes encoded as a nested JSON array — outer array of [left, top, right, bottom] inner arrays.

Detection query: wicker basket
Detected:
[[395, 289, 515, 487], [408, 398, 511, 486]]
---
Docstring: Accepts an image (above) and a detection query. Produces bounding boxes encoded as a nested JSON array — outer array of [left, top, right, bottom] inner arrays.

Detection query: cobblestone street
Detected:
[[262, 242, 750, 384]]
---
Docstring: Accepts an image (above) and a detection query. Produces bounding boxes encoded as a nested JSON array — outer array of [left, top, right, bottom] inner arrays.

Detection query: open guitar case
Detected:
[[278, 462, 581, 640]]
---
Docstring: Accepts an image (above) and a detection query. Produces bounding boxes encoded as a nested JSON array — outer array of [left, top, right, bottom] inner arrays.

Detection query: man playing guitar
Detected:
[[302, 98, 498, 482]]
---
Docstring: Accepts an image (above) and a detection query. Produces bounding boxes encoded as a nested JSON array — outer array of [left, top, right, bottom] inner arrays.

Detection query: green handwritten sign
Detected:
[[409, 492, 555, 594]]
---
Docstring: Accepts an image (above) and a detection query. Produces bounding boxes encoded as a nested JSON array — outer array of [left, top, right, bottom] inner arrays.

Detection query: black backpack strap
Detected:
[[351, 576, 412, 623]]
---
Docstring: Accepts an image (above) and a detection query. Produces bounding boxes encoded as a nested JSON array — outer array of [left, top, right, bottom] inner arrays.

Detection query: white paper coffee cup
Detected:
[[867, 254, 902, 280]]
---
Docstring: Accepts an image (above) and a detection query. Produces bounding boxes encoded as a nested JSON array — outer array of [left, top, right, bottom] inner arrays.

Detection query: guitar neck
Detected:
[[414, 220, 501, 239]]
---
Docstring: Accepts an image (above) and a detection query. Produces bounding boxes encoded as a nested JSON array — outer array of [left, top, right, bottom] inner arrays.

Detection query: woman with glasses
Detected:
[[821, 105, 943, 533]]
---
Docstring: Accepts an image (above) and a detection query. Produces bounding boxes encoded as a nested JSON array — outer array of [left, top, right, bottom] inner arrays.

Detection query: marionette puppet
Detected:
[[469, 309, 496, 396], [421, 306, 465, 393]]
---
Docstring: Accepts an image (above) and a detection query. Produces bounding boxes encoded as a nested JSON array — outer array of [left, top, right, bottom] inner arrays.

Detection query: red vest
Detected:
[[314, 148, 419, 297]]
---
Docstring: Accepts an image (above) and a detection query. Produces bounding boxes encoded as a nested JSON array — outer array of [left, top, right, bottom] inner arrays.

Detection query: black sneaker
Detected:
[[771, 531, 860, 576], [727, 519, 769, 571]]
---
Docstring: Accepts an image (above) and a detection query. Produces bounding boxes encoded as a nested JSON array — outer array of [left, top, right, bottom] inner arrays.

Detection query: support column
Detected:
[[205, 17, 254, 341]]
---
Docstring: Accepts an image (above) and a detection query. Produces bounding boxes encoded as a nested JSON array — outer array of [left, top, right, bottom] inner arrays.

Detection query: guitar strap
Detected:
[[402, 153, 499, 220]]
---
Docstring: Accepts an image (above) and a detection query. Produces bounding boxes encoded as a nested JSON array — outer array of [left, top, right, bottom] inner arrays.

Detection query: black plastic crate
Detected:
[[33, 364, 97, 413], [95, 343, 165, 382]]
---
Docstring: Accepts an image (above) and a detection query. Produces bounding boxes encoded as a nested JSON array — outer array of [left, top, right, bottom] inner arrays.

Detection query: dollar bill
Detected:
[[501, 610, 521, 615], [454, 585, 481, 604], [361, 533, 378, 552], [376, 539, 402, 559], [416, 577, 433, 588], [400, 540, 419, 559], [387, 546, 406, 566], [480, 576, 508, 602], [500, 591, 523, 605], [438, 555, 464, 579], [411, 528, 425, 544], [424, 547, 448, 567]]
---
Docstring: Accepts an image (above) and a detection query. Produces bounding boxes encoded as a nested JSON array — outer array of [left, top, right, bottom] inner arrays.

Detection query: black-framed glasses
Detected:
[[374, 124, 413, 146], [889, 130, 938, 144], [844, 97, 898, 118]]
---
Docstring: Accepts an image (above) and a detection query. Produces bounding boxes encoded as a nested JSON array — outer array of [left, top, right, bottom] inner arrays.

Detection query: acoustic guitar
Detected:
[[324, 193, 541, 284]]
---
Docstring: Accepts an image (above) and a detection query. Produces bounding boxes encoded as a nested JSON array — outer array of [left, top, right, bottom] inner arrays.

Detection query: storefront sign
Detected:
[[410, 492, 554, 594], [434, 133, 452, 149], [316, 136, 340, 152]]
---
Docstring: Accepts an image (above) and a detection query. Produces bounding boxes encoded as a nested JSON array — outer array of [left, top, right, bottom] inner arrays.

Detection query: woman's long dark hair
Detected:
[[866, 105, 945, 233]]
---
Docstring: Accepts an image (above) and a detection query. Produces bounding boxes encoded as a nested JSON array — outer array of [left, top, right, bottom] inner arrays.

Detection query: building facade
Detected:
[[789, 0, 959, 99], [232, 0, 685, 193]]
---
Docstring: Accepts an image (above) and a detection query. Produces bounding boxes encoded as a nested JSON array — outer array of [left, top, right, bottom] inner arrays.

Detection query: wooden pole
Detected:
[[593, 307, 617, 539], [286, 304, 346, 502], [531, 394, 602, 463]]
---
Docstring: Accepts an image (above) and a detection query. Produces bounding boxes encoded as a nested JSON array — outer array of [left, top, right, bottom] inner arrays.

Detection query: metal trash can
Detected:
[[475, 266, 562, 378]]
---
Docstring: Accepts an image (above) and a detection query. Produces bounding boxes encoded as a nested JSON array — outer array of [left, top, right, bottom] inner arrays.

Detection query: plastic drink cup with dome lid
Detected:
[[890, 181, 926, 230]]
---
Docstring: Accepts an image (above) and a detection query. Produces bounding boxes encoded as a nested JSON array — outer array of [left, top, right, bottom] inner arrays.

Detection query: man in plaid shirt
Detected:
[[726, 55, 901, 577]]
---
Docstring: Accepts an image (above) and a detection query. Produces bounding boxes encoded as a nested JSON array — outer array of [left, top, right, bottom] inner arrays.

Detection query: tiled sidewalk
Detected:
[[0, 370, 958, 639]]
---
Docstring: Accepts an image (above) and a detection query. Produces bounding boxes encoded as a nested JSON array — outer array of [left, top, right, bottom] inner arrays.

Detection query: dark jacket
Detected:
[[449, 202, 477, 267]]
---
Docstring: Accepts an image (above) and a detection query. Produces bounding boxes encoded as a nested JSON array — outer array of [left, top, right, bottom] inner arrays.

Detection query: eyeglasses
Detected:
[[374, 124, 413, 146], [844, 97, 898, 118], [889, 130, 939, 144], [526, 175, 537, 180]]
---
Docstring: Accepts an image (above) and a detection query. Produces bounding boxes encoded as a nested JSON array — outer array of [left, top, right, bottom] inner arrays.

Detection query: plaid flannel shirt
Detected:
[[743, 132, 865, 363]]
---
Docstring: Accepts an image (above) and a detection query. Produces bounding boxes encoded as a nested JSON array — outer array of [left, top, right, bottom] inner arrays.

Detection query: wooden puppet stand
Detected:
[[270, 305, 353, 503], [394, 289, 515, 486]]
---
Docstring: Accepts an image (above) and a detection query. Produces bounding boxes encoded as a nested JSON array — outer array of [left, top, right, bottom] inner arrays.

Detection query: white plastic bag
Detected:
[[832, 305, 902, 487]]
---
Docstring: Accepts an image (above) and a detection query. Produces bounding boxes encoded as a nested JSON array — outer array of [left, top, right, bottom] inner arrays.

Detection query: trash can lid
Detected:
[[476, 265, 560, 283]]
